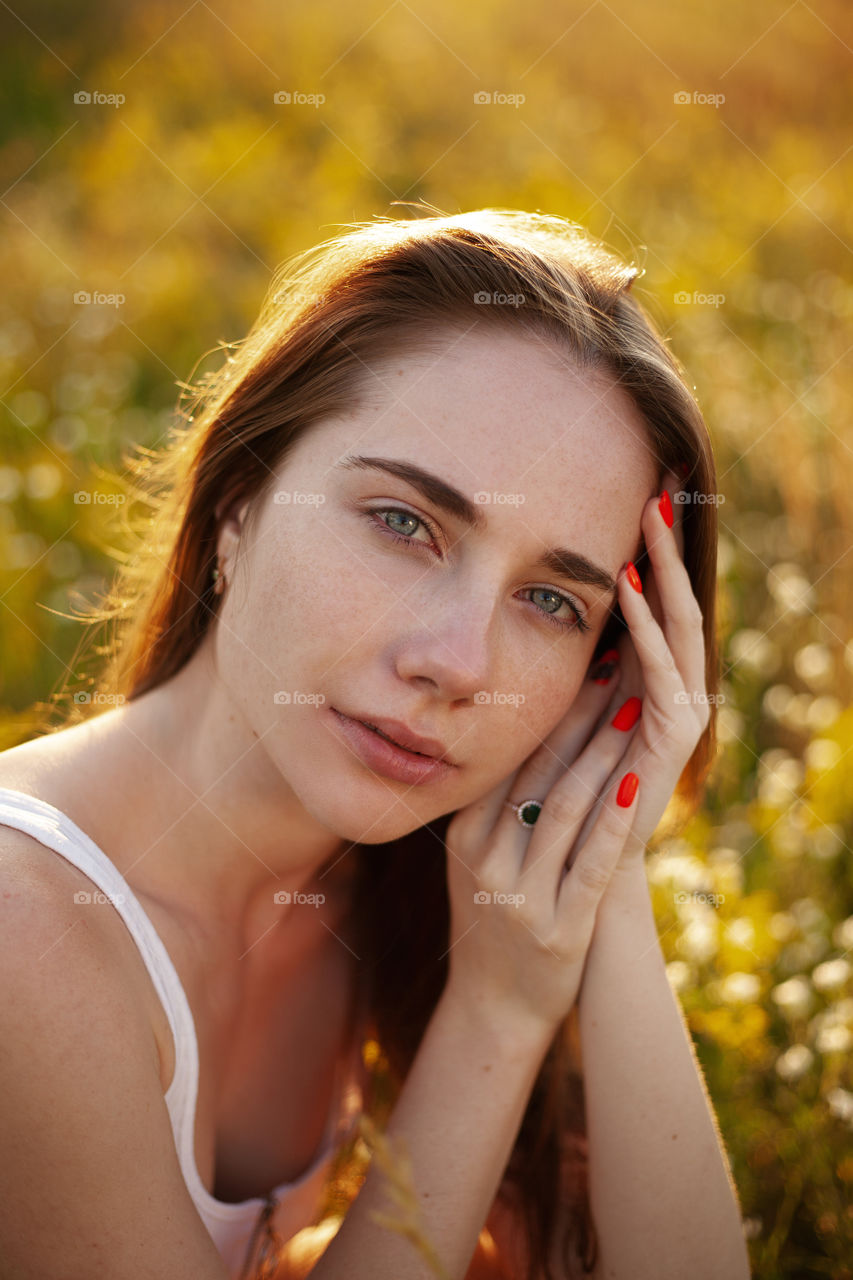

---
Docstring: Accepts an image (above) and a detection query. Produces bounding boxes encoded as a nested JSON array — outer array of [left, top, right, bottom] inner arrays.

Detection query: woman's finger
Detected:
[[554, 766, 640, 930], [449, 650, 622, 861], [512, 698, 643, 903], [639, 482, 707, 697], [616, 558, 709, 747], [560, 678, 696, 886], [487, 670, 637, 875]]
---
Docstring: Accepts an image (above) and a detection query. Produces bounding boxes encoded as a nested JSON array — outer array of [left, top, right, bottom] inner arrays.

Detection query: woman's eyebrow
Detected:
[[335, 453, 619, 598]]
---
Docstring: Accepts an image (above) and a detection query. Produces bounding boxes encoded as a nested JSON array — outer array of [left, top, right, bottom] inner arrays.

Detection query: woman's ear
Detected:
[[214, 496, 252, 575]]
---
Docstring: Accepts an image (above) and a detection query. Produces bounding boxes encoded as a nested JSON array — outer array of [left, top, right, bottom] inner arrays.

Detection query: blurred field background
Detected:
[[1, 0, 852, 1275]]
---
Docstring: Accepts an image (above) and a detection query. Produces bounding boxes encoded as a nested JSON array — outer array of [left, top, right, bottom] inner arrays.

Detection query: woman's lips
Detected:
[[328, 708, 457, 786]]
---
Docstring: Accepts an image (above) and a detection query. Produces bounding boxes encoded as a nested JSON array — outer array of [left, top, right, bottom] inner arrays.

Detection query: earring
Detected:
[[212, 563, 226, 595]]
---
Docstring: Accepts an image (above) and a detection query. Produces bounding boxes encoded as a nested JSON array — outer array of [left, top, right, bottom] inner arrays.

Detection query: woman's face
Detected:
[[214, 326, 660, 844]]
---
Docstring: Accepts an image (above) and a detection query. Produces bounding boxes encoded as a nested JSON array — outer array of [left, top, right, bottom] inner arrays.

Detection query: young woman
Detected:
[[0, 208, 750, 1280]]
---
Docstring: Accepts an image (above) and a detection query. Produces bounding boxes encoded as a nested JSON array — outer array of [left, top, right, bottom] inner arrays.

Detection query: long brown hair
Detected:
[[37, 205, 720, 1279]]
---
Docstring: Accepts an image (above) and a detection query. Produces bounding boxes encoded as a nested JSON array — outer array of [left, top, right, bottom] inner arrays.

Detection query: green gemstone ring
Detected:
[[505, 798, 543, 829]]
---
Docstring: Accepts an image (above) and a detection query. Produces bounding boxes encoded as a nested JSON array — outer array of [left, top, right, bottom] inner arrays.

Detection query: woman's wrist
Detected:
[[439, 977, 559, 1063], [596, 849, 655, 917]]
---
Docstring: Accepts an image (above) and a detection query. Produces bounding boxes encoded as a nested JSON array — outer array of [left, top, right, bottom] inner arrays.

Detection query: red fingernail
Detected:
[[625, 561, 643, 593], [612, 695, 642, 731], [617, 771, 639, 807], [590, 648, 620, 683], [658, 490, 673, 528]]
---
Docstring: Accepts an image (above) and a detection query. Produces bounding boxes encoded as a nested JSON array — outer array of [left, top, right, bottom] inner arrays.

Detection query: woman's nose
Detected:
[[393, 607, 495, 701]]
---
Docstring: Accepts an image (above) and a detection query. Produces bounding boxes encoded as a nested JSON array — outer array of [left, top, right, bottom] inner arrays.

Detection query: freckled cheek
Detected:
[[247, 531, 385, 659], [489, 673, 586, 762]]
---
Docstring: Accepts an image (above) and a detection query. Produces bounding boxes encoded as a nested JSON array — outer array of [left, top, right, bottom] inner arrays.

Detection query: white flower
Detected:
[[665, 961, 694, 993], [775, 1044, 814, 1082], [757, 751, 804, 808], [812, 958, 851, 993], [779, 694, 813, 733], [806, 696, 843, 730], [725, 918, 755, 949], [762, 684, 793, 721], [718, 972, 760, 1004], [804, 738, 842, 772], [766, 563, 815, 615], [729, 628, 780, 675], [833, 915, 853, 951], [826, 1087, 853, 1127], [676, 914, 719, 964], [771, 976, 813, 1019], [812, 998, 853, 1033], [816, 1024, 853, 1054], [793, 643, 833, 688], [647, 850, 708, 891]]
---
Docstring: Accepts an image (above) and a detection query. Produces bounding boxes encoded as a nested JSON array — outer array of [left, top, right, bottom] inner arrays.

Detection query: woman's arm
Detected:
[[305, 986, 555, 1280], [573, 862, 751, 1280]]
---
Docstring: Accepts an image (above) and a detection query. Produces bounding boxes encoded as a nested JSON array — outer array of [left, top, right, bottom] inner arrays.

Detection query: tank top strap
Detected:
[[0, 787, 196, 1104]]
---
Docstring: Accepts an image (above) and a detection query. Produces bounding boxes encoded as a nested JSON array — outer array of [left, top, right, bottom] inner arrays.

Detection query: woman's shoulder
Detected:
[[0, 737, 116, 910], [0, 766, 175, 1089], [0, 807, 150, 999]]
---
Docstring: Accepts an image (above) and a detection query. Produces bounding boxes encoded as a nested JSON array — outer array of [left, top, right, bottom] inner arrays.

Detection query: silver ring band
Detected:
[[505, 798, 542, 829]]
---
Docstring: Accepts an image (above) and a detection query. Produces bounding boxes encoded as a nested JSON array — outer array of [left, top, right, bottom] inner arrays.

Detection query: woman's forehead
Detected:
[[312, 328, 656, 482]]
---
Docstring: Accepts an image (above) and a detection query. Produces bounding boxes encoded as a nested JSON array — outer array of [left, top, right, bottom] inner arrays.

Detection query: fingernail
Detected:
[[658, 489, 674, 528], [625, 561, 643, 593], [589, 648, 620, 683], [617, 771, 639, 807], [612, 695, 642, 730]]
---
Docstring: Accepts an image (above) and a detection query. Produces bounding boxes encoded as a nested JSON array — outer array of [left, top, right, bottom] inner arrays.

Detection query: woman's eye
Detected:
[[362, 507, 591, 635], [520, 588, 591, 634], [366, 506, 438, 547]]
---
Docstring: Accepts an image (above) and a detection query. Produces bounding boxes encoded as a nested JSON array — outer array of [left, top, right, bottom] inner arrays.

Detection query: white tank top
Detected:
[[0, 787, 366, 1279]]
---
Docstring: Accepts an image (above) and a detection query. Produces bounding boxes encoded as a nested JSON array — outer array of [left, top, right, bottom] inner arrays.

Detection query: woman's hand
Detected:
[[563, 467, 710, 891], [442, 470, 710, 1037]]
